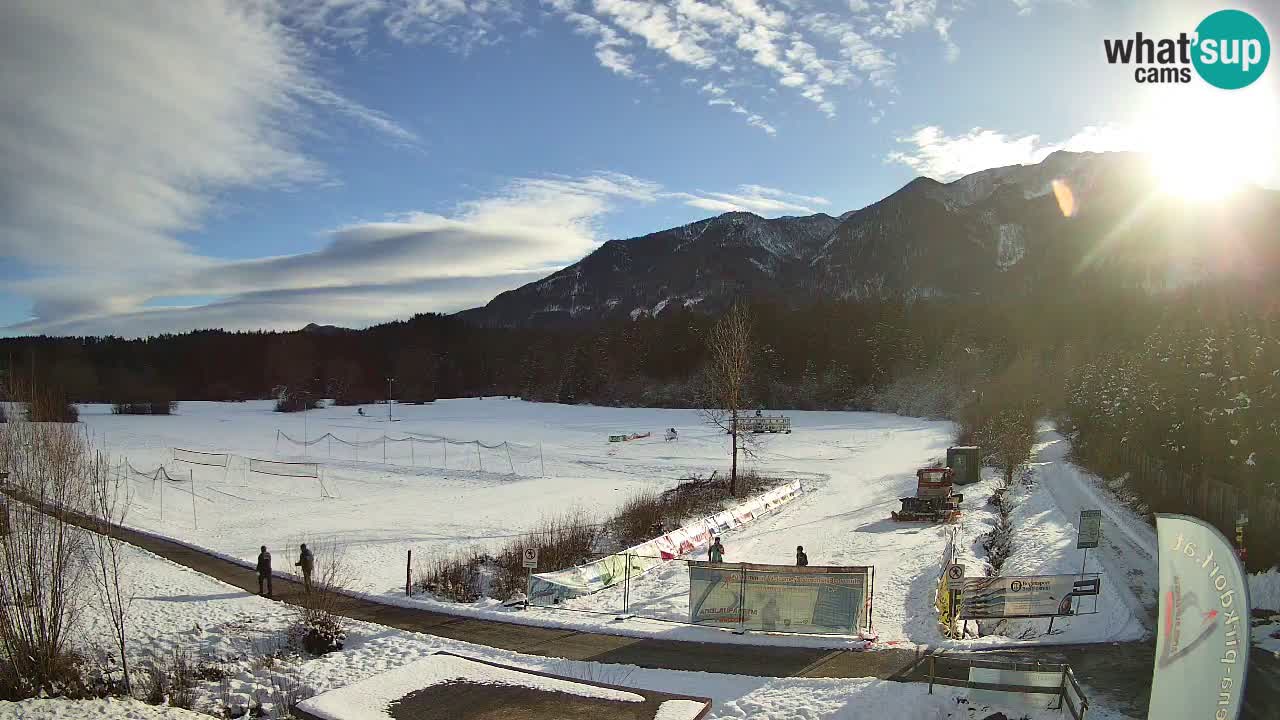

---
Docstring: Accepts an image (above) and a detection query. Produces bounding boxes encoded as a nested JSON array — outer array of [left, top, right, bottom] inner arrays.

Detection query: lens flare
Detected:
[[1052, 179, 1077, 217]]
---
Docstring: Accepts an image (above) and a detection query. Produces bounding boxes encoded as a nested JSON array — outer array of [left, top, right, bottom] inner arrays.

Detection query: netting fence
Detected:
[[274, 430, 545, 476]]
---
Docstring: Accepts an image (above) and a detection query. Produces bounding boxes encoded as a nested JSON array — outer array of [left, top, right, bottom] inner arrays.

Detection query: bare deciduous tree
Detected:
[[700, 303, 757, 497], [0, 417, 90, 694], [86, 451, 133, 693]]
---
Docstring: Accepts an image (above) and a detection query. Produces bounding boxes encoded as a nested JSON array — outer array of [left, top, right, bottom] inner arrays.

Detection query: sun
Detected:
[[1137, 84, 1278, 202]]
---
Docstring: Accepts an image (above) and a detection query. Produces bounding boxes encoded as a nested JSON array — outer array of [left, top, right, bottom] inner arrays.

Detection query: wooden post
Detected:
[[406, 549, 412, 597], [476, 442, 482, 473], [505, 443, 515, 475], [410, 438, 415, 466], [928, 654, 936, 694], [158, 469, 164, 522]]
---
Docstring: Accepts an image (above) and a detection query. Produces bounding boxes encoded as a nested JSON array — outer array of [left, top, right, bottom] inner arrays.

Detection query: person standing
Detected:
[[795, 545, 808, 567], [709, 537, 725, 563], [256, 545, 273, 598], [296, 543, 315, 592]]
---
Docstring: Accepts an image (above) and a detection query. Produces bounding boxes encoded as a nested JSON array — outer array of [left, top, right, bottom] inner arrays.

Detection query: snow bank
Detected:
[[0, 698, 208, 719], [297, 654, 645, 720], [1250, 568, 1280, 611]]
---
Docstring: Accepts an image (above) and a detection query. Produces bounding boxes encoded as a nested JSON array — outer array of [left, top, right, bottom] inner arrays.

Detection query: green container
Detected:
[[947, 446, 981, 485]]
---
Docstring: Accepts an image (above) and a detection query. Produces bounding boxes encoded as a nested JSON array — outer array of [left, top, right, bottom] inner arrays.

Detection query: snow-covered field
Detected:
[[76, 399, 1163, 650], [0, 542, 1135, 720], [84, 399, 964, 643]]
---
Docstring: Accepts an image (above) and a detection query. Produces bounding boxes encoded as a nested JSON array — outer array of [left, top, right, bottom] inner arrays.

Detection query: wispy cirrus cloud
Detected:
[[669, 184, 831, 214]]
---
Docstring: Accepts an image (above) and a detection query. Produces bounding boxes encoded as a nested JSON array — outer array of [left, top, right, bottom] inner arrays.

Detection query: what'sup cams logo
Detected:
[[1105, 9, 1270, 89]]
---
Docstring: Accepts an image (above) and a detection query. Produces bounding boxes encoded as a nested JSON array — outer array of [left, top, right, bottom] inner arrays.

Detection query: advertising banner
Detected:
[[529, 480, 803, 604], [688, 562, 871, 634], [1147, 514, 1250, 720], [961, 574, 1100, 619]]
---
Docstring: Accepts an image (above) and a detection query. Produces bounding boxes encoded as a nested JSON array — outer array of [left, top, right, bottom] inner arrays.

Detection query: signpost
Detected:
[[1076, 509, 1102, 578], [522, 548, 538, 610]]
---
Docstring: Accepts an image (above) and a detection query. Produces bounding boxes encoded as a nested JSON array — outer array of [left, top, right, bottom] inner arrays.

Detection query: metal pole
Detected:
[[928, 654, 936, 694], [410, 437, 415, 466], [476, 442, 482, 472], [190, 469, 197, 530], [302, 402, 307, 458], [158, 470, 164, 522], [406, 549, 412, 597], [383, 435, 387, 463], [1047, 616, 1056, 635], [505, 442, 515, 475], [1078, 547, 1088, 578], [539, 441, 545, 477], [387, 377, 394, 423], [275, 429, 280, 454], [622, 553, 631, 616], [443, 439, 447, 469]]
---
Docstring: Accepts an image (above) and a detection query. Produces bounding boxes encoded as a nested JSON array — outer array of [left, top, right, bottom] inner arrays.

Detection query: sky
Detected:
[[1, 0, 1277, 337]]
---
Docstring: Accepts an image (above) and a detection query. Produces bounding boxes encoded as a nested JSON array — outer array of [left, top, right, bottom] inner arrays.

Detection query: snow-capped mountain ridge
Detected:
[[460, 152, 1280, 327]]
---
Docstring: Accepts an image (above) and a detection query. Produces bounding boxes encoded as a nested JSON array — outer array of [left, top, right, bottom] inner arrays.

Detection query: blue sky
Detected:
[[1, 0, 1276, 336]]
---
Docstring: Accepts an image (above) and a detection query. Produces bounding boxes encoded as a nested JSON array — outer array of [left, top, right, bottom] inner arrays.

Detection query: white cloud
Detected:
[[700, 83, 778, 134], [885, 124, 1139, 180], [0, 0, 423, 329], [9, 172, 660, 335], [670, 184, 830, 214]]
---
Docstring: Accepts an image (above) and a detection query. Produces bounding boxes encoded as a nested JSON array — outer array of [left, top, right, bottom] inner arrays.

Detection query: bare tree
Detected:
[[85, 451, 133, 693], [290, 539, 355, 655], [700, 303, 757, 497], [0, 417, 91, 694]]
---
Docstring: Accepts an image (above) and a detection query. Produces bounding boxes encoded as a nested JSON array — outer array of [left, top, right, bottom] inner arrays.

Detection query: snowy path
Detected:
[[1029, 427, 1157, 631]]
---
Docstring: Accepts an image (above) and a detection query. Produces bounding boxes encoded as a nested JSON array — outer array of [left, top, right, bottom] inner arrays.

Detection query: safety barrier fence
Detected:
[[924, 653, 1089, 720], [275, 430, 545, 476]]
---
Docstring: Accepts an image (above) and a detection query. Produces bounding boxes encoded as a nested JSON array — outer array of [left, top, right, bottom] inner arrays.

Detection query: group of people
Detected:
[[255, 543, 315, 598], [705, 536, 809, 567]]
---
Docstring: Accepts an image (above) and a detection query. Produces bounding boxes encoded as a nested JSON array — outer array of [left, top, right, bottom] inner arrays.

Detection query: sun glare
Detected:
[[1138, 85, 1278, 203]]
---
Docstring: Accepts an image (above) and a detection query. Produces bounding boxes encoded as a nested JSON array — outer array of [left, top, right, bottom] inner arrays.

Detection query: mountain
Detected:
[[461, 152, 1280, 327]]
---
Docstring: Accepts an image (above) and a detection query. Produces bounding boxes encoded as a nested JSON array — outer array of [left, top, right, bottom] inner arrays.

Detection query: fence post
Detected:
[[443, 439, 447, 469], [505, 443, 515, 475], [928, 654, 936, 694], [275, 430, 280, 454], [539, 441, 546, 477], [406, 549, 412, 597], [190, 469, 198, 530], [622, 553, 631, 616], [410, 438, 415, 466], [736, 563, 746, 634], [476, 442, 483, 473]]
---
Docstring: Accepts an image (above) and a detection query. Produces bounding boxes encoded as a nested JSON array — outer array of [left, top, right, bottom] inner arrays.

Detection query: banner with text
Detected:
[[688, 562, 872, 635], [1147, 514, 1250, 720], [529, 480, 803, 604], [961, 573, 1101, 619]]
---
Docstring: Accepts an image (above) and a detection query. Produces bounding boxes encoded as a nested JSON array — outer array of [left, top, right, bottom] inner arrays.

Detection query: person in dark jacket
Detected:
[[796, 545, 808, 567], [296, 543, 315, 592], [256, 546, 273, 598], [709, 537, 725, 563]]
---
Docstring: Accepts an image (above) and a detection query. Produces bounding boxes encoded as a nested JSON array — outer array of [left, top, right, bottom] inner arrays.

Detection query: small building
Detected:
[[947, 446, 981, 486]]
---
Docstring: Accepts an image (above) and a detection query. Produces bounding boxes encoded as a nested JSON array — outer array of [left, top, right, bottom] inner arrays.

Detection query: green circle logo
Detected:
[[1193, 10, 1270, 89]]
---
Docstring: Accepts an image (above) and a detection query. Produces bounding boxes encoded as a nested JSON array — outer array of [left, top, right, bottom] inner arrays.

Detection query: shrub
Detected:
[[273, 397, 322, 413], [418, 509, 601, 602], [112, 401, 178, 415], [288, 542, 352, 656]]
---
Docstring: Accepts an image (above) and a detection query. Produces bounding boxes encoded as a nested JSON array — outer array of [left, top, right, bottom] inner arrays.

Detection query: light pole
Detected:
[[386, 377, 395, 423]]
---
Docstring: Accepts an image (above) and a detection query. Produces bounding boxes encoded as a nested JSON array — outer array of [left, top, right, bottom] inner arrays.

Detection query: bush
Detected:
[[418, 509, 602, 602], [274, 397, 322, 413], [288, 542, 352, 656], [112, 401, 178, 415]]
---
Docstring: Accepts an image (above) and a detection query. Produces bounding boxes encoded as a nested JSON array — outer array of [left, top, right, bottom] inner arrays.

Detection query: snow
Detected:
[[942, 428, 1152, 647], [81, 399, 966, 648], [1252, 568, 1280, 611], [654, 699, 706, 720], [995, 224, 1025, 270], [0, 699, 208, 719], [52, 539, 1137, 720], [297, 654, 644, 720]]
